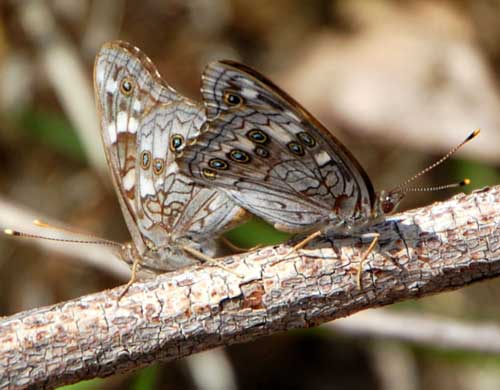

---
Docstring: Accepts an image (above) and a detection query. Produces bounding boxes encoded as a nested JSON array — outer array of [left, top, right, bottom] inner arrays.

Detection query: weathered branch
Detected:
[[1, 186, 499, 390]]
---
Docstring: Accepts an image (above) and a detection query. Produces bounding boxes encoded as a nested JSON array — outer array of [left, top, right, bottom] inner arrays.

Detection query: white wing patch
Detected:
[[140, 175, 155, 197], [241, 87, 258, 99], [117, 111, 128, 134], [105, 79, 118, 94], [314, 151, 332, 166], [128, 117, 138, 134], [122, 168, 135, 191], [132, 100, 142, 112], [107, 122, 117, 143]]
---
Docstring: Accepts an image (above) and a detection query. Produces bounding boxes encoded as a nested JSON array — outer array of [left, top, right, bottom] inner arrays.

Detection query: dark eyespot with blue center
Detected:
[[169, 134, 184, 152], [246, 129, 269, 144], [120, 77, 134, 95], [140, 151, 151, 169], [254, 146, 270, 158], [208, 158, 229, 170], [202, 168, 217, 180], [287, 141, 305, 156], [223, 91, 243, 107], [297, 132, 316, 147], [153, 158, 165, 174], [228, 149, 250, 163]]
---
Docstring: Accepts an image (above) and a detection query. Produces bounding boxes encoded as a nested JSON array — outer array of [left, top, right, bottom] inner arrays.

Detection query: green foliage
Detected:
[[453, 158, 500, 190], [224, 217, 292, 248], [131, 365, 159, 390], [58, 378, 103, 390], [16, 109, 85, 161]]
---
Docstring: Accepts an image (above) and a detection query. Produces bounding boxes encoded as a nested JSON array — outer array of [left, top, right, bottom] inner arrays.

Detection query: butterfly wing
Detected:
[[134, 98, 247, 252], [94, 42, 247, 268], [177, 60, 375, 233]]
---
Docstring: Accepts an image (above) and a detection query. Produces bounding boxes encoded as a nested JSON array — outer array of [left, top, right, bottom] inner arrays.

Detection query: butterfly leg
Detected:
[[118, 257, 140, 300], [356, 233, 379, 289], [182, 245, 244, 278], [281, 230, 322, 261], [292, 230, 322, 251]]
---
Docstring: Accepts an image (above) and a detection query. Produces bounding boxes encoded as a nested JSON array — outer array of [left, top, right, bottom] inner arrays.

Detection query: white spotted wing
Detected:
[[94, 42, 247, 272]]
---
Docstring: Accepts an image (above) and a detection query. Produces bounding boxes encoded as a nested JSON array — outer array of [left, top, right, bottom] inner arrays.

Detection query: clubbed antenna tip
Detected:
[[390, 129, 480, 193], [467, 129, 480, 141]]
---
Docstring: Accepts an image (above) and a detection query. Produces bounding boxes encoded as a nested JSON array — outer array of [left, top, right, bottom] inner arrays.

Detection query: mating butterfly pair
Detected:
[[94, 41, 476, 286]]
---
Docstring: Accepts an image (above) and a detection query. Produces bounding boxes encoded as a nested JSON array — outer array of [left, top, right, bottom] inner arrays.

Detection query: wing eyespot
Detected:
[[140, 151, 151, 169], [202, 168, 217, 180], [297, 132, 316, 148], [228, 149, 251, 164], [153, 158, 165, 175], [223, 91, 243, 107], [254, 146, 270, 158], [287, 141, 305, 156], [120, 77, 135, 96], [169, 134, 185, 152], [208, 158, 229, 170], [246, 129, 269, 144]]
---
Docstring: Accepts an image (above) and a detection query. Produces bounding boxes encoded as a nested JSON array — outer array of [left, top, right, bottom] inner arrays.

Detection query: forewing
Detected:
[[177, 60, 375, 232]]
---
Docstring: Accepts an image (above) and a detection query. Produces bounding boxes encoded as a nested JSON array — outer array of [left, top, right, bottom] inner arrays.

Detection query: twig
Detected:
[[331, 309, 500, 354], [1, 186, 499, 390]]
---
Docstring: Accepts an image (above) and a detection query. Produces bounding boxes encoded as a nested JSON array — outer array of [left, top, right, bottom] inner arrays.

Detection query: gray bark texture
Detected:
[[1, 186, 499, 390]]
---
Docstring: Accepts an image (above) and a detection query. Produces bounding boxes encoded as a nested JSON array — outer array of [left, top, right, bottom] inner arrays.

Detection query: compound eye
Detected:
[[382, 199, 395, 214]]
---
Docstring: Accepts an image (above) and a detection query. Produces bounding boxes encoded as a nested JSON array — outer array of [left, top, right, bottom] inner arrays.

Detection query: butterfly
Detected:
[[174, 60, 477, 266], [93, 41, 248, 286]]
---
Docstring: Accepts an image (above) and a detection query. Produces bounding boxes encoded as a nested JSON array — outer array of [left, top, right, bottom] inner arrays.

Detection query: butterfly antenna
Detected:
[[391, 129, 479, 194], [402, 178, 470, 193], [33, 219, 114, 241], [4, 223, 122, 248]]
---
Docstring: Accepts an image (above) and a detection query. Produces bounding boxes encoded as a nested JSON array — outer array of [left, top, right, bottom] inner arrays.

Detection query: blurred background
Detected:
[[1, 1, 500, 389]]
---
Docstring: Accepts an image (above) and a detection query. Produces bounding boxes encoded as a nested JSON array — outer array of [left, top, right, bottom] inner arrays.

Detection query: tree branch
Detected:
[[1, 186, 499, 390]]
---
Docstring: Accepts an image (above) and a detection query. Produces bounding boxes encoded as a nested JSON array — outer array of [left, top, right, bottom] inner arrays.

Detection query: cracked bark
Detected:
[[1, 186, 499, 390]]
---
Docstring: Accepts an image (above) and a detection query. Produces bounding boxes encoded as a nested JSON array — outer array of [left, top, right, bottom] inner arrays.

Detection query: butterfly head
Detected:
[[373, 189, 406, 218]]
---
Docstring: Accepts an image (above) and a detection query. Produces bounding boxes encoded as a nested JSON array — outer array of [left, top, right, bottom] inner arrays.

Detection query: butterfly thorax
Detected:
[[322, 188, 404, 234]]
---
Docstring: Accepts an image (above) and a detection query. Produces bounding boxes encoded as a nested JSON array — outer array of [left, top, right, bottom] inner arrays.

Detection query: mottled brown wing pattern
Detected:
[[94, 41, 247, 271], [177, 60, 375, 233]]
